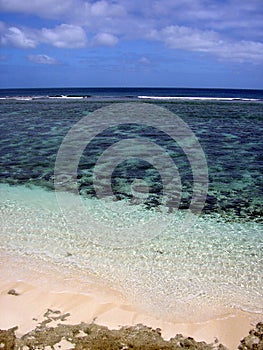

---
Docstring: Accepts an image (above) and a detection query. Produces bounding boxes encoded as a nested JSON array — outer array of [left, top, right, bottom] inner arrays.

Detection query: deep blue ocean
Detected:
[[1, 87, 263, 100]]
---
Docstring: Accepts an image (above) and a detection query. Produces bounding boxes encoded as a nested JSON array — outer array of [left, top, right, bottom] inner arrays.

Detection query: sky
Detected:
[[0, 0, 263, 89]]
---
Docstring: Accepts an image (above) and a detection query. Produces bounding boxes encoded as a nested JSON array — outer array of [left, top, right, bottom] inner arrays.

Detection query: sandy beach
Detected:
[[0, 250, 261, 350]]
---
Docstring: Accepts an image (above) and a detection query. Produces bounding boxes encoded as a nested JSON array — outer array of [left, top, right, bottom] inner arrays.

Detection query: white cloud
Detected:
[[0, 26, 37, 48], [93, 32, 118, 46], [0, 23, 87, 49], [41, 24, 86, 48], [90, 0, 125, 17], [154, 26, 220, 51], [149, 25, 263, 63], [27, 54, 59, 64], [213, 40, 263, 63]]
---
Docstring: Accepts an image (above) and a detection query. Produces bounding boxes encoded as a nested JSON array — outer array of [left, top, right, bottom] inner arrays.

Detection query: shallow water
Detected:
[[1, 184, 262, 322]]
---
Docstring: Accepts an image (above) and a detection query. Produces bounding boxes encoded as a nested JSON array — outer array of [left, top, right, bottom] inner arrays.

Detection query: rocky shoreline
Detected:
[[0, 309, 262, 350]]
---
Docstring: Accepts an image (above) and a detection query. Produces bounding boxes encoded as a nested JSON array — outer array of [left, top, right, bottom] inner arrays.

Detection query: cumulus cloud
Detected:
[[151, 26, 220, 51], [0, 23, 87, 49], [93, 32, 118, 46], [27, 54, 59, 64], [0, 26, 37, 48], [148, 25, 263, 63], [213, 40, 263, 63], [41, 24, 86, 48], [89, 0, 125, 17]]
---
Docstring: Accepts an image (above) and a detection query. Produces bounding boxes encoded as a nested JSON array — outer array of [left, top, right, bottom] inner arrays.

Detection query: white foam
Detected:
[[138, 96, 260, 102], [49, 95, 85, 99], [0, 95, 86, 101]]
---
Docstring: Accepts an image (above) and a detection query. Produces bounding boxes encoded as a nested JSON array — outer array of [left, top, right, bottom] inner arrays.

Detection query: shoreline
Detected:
[[0, 250, 261, 350]]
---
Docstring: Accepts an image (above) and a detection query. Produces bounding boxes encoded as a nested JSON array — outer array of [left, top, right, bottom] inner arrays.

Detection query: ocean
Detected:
[[0, 86, 263, 100], [0, 87, 262, 322]]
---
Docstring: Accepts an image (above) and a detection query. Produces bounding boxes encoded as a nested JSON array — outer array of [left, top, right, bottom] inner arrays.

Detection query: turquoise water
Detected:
[[0, 90, 262, 321], [0, 183, 262, 321]]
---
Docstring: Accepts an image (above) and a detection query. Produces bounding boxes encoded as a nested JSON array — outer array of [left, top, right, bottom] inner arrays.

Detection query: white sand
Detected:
[[0, 250, 261, 350]]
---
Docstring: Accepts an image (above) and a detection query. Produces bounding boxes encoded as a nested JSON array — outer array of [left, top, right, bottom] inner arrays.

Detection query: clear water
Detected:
[[0, 88, 262, 322], [0, 184, 262, 321]]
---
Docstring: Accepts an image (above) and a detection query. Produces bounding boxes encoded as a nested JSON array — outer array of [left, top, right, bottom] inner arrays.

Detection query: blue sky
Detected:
[[0, 0, 262, 88]]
